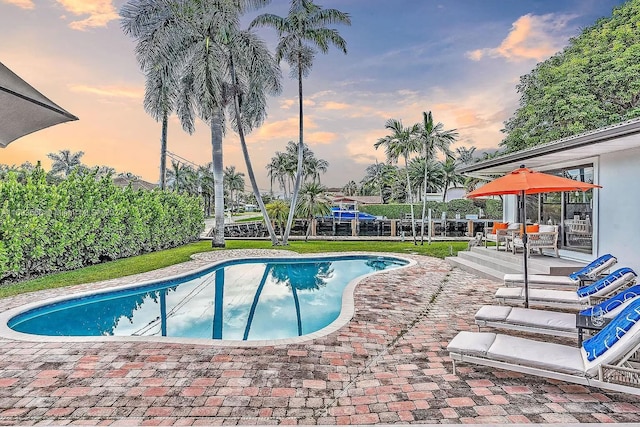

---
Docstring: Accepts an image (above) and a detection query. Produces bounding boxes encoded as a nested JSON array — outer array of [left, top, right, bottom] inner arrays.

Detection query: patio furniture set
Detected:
[[484, 221, 559, 257], [447, 254, 640, 396]]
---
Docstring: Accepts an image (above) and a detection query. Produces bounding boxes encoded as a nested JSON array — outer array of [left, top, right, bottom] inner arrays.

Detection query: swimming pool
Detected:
[[4, 255, 410, 344]]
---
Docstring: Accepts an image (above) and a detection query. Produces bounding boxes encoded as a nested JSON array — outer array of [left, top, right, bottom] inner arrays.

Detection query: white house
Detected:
[[457, 118, 640, 274]]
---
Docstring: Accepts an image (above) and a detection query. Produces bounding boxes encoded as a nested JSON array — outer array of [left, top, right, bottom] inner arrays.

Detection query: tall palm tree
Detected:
[[251, 0, 350, 245], [126, 0, 282, 246], [120, 0, 179, 191], [296, 181, 331, 240], [47, 149, 85, 178], [374, 119, 421, 244], [414, 111, 457, 244]]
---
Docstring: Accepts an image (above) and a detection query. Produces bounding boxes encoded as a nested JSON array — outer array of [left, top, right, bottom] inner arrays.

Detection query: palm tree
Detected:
[[266, 199, 290, 240], [127, 0, 282, 246], [456, 146, 477, 165], [408, 157, 445, 198], [374, 119, 421, 244], [342, 180, 357, 196], [304, 155, 329, 183], [267, 150, 293, 198], [296, 182, 331, 240], [441, 157, 465, 202], [47, 149, 85, 178], [414, 111, 457, 244], [198, 163, 215, 216], [224, 166, 245, 212], [251, 0, 350, 246], [120, 0, 179, 191], [165, 160, 190, 193]]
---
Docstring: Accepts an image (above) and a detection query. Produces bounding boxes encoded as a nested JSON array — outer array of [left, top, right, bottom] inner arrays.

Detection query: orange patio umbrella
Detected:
[[466, 165, 602, 308]]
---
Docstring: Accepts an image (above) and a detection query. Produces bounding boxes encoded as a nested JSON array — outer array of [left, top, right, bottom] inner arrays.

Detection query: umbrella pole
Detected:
[[521, 190, 529, 308]]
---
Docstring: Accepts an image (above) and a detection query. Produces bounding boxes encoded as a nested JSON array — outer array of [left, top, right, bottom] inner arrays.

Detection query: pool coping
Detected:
[[0, 252, 416, 347]]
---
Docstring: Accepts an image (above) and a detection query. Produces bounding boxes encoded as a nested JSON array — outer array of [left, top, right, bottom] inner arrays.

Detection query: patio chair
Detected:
[[448, 298, 640, 396], [476, 284, 640, 338], [503, 253, 617, 288], [485, 222, 520, 251], [495, 267, 637, 309], [511, 224, 559, 257]]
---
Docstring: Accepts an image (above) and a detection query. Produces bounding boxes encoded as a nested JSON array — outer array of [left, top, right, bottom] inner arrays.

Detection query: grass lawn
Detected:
[[0, 239, 468, 299], [234, 216, 264, 223]]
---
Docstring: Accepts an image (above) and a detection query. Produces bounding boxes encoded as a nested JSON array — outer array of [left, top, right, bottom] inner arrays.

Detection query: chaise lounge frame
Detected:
[[449, 342, 640, 395]]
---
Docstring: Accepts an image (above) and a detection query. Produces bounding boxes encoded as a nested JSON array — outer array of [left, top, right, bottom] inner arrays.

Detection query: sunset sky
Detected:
[[0, 0, 627, 191]]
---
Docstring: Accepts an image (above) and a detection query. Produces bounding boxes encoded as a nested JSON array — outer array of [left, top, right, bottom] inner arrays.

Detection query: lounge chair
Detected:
[[448, 298, 640, 395], [503, 253, 617, 288], [495, 267, 637, 308], [476, 284, 640, 338]]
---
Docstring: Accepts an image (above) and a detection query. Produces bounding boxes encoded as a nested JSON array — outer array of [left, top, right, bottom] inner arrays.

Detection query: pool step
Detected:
[[446, 246, 585, 282]]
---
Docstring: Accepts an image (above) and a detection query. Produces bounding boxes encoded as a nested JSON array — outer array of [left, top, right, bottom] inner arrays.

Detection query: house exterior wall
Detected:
[[597, 146, 640, 273]]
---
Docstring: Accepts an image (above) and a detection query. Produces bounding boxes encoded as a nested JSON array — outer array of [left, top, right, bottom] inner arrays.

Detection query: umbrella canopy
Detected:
[[0, 61, 78, 148], [467, 165, 602, 308], [467, 166, 602, 197]]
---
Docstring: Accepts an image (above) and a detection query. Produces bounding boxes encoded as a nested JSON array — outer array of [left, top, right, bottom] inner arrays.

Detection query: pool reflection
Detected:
[[9, 257, 405, 341]]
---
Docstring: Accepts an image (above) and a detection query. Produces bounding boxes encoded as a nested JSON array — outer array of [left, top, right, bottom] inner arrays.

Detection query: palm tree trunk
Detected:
[[283, 53, 305, 245], [442, 179, 449, 202], [230, 104, 278, 245], [421, 182, 427, 245], [420, 146, 429, 244], [211, 111, 225, 248], [228, 55, 279, 245], [159, 112, 168, 190], [404, 155, 417, 244]]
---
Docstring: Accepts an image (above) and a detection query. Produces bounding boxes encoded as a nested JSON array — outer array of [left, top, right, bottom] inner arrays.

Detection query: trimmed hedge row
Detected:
[[0, 168, 204, 283], [359, 199, 503, 220]]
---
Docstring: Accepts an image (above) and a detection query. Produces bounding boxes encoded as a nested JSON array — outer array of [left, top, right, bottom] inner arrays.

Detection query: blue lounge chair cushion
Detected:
[[576, 268, 636, 298], [580, 284, 640, 317], [583, 298, 640, 361], [569, 254, 616, 281]]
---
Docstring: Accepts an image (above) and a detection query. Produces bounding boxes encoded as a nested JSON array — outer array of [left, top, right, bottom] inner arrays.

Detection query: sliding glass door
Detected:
[[536, 164, 594, 254]]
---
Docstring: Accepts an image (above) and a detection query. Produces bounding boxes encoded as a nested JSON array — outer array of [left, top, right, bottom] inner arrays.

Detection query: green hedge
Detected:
[[360, 199, 503, 219], [0, 168, 204, 283]]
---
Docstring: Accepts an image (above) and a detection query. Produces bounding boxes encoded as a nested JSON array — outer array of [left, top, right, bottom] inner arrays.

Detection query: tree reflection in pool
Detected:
[[9, 256, 408, 341]]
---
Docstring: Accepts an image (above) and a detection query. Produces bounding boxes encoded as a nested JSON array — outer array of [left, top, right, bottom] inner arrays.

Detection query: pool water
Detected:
[[8, 256, 408, 341]]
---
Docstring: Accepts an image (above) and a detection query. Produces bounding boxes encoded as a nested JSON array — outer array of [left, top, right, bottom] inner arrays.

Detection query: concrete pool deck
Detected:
[[0, 249, 638, 425]]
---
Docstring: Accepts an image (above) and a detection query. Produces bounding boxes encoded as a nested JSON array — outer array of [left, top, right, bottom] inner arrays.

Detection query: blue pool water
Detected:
[[8, 255, 408, 341]]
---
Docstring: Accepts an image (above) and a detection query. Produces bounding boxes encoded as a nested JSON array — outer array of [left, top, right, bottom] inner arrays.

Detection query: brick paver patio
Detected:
[[0, 249, 638, 425]]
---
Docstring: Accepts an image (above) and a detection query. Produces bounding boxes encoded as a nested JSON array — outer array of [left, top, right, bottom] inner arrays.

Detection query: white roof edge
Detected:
[[458, 117, 640, 174]]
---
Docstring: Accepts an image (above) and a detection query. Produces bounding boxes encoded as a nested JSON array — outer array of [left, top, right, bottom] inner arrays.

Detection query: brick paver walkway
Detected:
[[0, 250, 638, 425]]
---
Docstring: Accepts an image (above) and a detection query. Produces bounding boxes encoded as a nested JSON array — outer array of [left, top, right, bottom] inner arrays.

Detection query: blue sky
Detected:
[[0, 0, 628, 190]]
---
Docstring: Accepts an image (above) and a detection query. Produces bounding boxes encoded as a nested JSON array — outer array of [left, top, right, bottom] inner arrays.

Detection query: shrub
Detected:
[[360, 199, 502, 220], [0, 167, 203, 283]]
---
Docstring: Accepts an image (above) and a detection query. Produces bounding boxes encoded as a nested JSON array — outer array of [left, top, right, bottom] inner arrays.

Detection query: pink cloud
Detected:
[[2, 0, 34, 9], [55, 0, 119, 30], [69, 84, 143, 100], [467, 13, 575, 62]]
